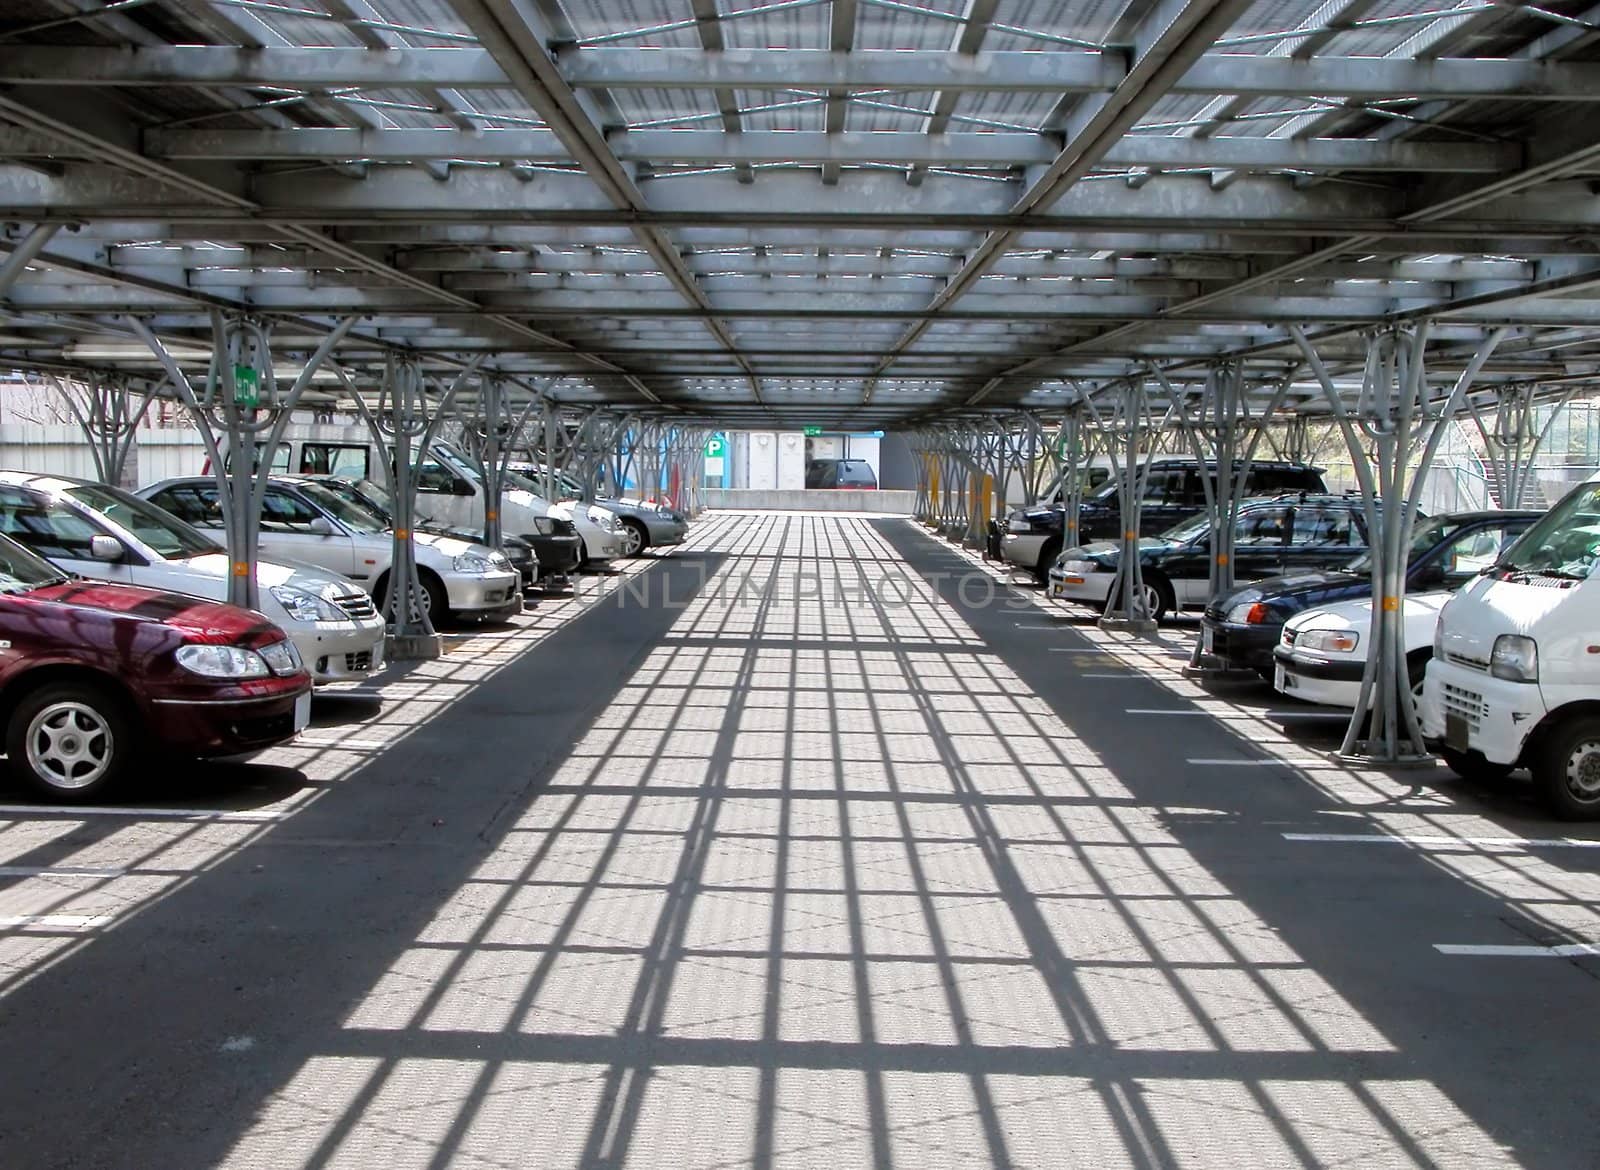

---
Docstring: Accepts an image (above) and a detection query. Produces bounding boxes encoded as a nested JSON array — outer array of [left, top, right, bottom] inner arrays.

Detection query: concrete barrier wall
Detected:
[[704, 488, 916, 513]]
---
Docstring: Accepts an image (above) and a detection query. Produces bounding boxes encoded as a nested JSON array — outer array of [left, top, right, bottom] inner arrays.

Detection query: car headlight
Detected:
[[488, 551, 511, 569], [1296, 630, 1359, 654], [176, 644, 270, 679], [1226, 601, 1271, 624], [270, 584, 343, 623], [1433, 616, 1445, 659], [1490, 634, 1538, 682], [256, 638, 304, 676], [1007, 514, 1031, 534], [453, 552, 494, 574], [529, 517, 555, 535]]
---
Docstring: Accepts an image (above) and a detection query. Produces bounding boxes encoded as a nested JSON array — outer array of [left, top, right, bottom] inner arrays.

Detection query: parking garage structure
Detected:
[[3, 2, 1600, 1168]]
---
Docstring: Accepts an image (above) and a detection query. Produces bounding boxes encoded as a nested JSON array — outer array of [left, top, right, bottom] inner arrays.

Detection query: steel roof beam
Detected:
[[139, 127, 1519, 173], [8, 45, 1600, 104], [447, 0, 763, 404]]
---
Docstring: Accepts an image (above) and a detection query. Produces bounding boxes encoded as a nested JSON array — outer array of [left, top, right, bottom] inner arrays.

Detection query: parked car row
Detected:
[[1010, 454, 1600, 819], [0, 453, 694, 804]]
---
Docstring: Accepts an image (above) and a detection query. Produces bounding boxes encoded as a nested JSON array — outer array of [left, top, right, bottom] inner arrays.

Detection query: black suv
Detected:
[[806, 458, 878, 489], [1003, 458, 1326, 581], [1198, 509, 1540, 674], [1047, 492, 1375, 622]]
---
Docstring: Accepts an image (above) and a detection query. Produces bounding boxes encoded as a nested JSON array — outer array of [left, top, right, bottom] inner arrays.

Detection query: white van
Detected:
[[216, 431, 626, 566], [1419, 472, 1600, 818]]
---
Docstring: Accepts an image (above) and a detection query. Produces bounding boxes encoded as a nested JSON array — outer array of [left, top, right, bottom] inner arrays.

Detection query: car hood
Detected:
[[25, 580, 283, 645], [1059, 538, 1177, 564], [166, 552, 360, 595], [1286, 590, 1455, 645], [1211, 570, 1368, 616]]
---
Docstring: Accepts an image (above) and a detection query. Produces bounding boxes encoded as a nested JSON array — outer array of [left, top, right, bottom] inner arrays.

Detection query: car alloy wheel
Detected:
[[26, 701, 115, 790], [619, 519, 647, 557]]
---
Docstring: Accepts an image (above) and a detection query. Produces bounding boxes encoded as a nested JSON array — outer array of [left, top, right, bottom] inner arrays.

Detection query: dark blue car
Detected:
[[1197, 510, 1541, 675]]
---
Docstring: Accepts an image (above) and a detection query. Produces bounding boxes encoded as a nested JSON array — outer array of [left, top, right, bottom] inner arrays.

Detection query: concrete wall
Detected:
[[877, 432, 918, 491], [0, 424, 207, 487], [704, 488, 916, 513]]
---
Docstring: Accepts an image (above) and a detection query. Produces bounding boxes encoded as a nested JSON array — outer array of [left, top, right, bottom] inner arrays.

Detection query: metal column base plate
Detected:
[[1333, 744, 1436, 769], [387, 633, 444, 661], [1098, 617, 1158, 633]]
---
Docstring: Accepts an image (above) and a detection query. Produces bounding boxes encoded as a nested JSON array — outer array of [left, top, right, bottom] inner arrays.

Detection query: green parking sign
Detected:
[[705, 435, 727, 458]]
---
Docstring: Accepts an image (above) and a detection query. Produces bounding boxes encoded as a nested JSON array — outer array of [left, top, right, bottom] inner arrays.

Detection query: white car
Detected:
[[1273, 592, 1452, 708], [138, 476, 524, 627], [419, 444, 626, 567], [0, 472, 386, 687]]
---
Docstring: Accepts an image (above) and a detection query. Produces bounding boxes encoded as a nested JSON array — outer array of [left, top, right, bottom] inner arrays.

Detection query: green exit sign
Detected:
[[803, 426, 823, 437], [231, 364, 260, 408]]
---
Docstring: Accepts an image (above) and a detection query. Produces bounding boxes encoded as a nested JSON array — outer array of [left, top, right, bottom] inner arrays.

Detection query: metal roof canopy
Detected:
[[7, 1, 1600, 425]]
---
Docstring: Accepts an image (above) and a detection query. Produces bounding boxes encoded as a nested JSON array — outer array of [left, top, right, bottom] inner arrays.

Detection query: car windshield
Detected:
[[1498, 482, 1600, 578], [0, 533, 67, 593], [1345, 516, 1462, 575], [63, 483, 221, 559], [1160, 513, 1212, 543], [298, 481, 388, 535], [345, 478, 395, 521]]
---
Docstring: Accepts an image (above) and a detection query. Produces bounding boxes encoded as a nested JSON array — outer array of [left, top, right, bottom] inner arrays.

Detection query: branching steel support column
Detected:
[[463, 376, 557, 549], [1159, 364, 1292, 652], [132, 311, 355, 610], [1056, 409, 1099, 558], [1294, 322, 1506, 763], [336, 354, 484, 645], [1462, 383, 1578, 509], [46, 371, 158, 488], [1089, 381, 1158, 632]]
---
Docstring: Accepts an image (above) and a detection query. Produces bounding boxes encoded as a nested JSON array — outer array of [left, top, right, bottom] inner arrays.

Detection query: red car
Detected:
[[0, 532, 311, 801]]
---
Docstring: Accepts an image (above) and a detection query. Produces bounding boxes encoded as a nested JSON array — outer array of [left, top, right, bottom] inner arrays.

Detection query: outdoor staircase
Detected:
[[1455, 422, 1549, 509]]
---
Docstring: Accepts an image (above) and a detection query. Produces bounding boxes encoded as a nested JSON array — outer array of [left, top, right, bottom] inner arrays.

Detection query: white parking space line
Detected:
[[0, 915, 104, 930], [1435, 943, 1600, 958], [1125, 708, 1209, 715], [293, 738, 392, 751], [0, 866, 127, 877], [0, 805, 290, 822], [1285, 832, 1600, 849], [1187, 759, 1316, 767], [1262, 710, 1350, 720]]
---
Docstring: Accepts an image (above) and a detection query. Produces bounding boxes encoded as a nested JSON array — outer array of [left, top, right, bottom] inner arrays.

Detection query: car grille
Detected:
[[1442, 682, 1487, 731], [1446, 650, 1490, 673], [552, 518, 578, 536], [334, 592, 377, 620], [345, 651, 374, 673], [231, 710, 296, 743]]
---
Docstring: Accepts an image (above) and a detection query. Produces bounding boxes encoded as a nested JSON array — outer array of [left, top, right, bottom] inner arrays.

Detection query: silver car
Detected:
[[139, 476, 524, 627], [508, 464, 688, 556]]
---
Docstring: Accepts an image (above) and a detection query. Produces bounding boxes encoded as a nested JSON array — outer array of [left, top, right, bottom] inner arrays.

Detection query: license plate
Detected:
[[1445, 713, 1469, 751], [484, 589, 504, 604], [293, 691, 312, 732], [1202, 626, 1214, 655]]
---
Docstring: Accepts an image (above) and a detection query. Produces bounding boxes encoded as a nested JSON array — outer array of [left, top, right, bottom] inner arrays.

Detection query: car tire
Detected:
[[376, 569, 448, 629], [620, 518, 649, 557], [1439, 746, 1514, 784], [1140, 572, 1175, 623], [6, 681, 134, 802], [1033, 537, 1061, 585], [1533, 714, 1600, 820]]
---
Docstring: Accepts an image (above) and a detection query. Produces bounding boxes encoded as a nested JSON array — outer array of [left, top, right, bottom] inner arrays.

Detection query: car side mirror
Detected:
[[308, 516, 335, 536], [1414, 560, 1447, 587], [89, 534, 124, 563]]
